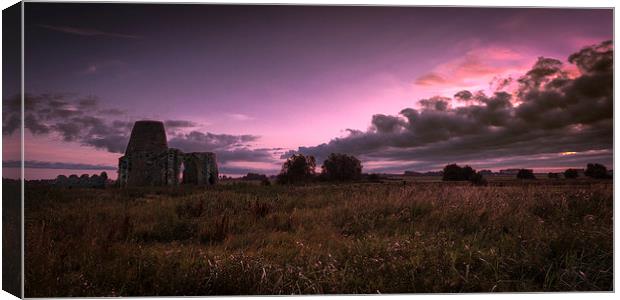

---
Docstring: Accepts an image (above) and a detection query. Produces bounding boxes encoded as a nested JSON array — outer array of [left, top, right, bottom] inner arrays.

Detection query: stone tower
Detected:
[[125, 120, 168, 154], [117, 120, 218, 187]]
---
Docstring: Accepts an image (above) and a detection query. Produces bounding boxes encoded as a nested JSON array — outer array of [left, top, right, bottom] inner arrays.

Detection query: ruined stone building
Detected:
[[118, 120, 218, 187]]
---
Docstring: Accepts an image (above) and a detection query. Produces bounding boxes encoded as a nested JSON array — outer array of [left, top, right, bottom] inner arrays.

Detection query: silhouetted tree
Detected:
[[443, 164, 463, 181], [564, 168, 580, 179], [462, 165, 476, 181], [321, 153, 362, 182], [548, 172, 560, 179], [516, 169, 536, 180], [277, 154, 316, 184], [584, 163, 610, 179], [442, 164, 476, 181]]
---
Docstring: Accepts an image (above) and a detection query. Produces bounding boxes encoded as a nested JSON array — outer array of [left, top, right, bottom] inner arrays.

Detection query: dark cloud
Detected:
[[168, 131, 276, 163], [371, 114, 404, 133], [3, 93, 280, 168], [77, 95, 99, 108], [285, 41, 613, 171], [454, 90, 473, 101], [418, 96, 451, 111], [164, 120, 198, 129]]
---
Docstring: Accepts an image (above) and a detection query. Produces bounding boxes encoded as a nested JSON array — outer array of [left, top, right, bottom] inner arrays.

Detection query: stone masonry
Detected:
[[118, 120, 218, 187]]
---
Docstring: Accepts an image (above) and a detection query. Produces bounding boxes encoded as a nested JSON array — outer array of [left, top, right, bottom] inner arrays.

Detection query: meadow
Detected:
[[23, 178, 613, 296]]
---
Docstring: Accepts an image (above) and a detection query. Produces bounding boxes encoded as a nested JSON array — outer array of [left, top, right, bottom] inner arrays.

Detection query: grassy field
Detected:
[[24, 179, 613, 296]]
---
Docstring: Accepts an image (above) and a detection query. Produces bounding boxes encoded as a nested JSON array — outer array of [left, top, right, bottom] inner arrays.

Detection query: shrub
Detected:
[[321, 153, 363, 182], [584, 163, 610, 179], [242, 173, 269, 181], [516, 169, 536, 180], [276, 154, 316, 184], [548, 172, 560, 179], [470, 172, 488, 186], [442, 164, 476, 181], [564, 168, 580, 179], [462, 166, 476, 180]]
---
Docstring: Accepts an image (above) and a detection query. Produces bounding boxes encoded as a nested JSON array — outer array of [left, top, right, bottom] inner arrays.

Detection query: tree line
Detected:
[[271, 153, 611, 185], [276, 153, 363, 184]]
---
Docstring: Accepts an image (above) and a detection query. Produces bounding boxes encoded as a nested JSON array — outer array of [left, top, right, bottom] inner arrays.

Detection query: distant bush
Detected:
[[442, 164, 476, 181], [564, 168, 580, 179], [516, 169, 536, 180], [470, 172, 488, 186], [321, 153, 362, 182], [242, 173, 269, 181], [548, 172, 560, 179], [55, 171, 108, 188], [276, 154, 316, 184], [584, 163, 611, 179], [366, 173, 382, 182]]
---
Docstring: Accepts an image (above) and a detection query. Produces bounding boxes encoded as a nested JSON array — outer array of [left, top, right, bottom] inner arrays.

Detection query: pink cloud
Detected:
[[414, 72, 447, 86], [415, 46, 528, 88]]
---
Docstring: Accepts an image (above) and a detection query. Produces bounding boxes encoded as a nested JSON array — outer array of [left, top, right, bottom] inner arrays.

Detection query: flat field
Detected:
[[23, 180, 613, 296]]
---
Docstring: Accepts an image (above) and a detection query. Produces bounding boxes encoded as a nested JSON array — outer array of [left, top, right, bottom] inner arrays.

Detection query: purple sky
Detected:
[[2, 4, 613, 179]]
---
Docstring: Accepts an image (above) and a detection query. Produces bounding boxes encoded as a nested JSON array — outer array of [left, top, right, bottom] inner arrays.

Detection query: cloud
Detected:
[[415, 46, 526, 87], [168, 131, 278, 164], [3, 160, 116, 170], [39, 24, 142, 39], [285, 41, 613, 172], [414, 73, 447, 86], [164, 120, 198, 129], [3, 94, 280, 169]]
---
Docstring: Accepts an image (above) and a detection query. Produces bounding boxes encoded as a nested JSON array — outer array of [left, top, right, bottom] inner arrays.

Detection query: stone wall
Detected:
[[182, 152, 219, 185]]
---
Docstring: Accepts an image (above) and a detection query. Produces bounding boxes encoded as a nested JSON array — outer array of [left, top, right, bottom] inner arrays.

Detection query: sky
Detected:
[[1, 3, 614, 179]]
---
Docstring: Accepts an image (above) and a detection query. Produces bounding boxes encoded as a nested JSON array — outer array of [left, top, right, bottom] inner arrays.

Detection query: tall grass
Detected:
[[24, 181, 612, 296]]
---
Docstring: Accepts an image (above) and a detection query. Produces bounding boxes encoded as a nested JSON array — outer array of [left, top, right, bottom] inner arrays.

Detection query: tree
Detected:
[[321, 153, 362, 182], [516, 169, 536, 179], [548, 172, 560, 179], [443, 164, 463, 181], [462, 165, 476, 181], [442, 164, 476, 181], [277, 154, 316, 184], [584, 163, 610, 179], [564, 168, 579, 179]]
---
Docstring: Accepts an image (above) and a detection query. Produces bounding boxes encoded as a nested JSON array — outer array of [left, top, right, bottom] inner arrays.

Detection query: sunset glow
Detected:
[[2, 4, 613, 179]]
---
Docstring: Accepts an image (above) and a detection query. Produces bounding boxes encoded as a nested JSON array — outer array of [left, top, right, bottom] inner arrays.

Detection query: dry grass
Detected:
[[24, 181, 612, 296]]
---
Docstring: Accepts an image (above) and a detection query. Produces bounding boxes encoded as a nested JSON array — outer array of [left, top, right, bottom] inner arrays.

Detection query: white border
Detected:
[[0, 1, 617, 300]]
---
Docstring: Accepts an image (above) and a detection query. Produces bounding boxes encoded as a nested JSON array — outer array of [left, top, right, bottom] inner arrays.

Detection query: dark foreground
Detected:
[[24, 180, 612, 296]]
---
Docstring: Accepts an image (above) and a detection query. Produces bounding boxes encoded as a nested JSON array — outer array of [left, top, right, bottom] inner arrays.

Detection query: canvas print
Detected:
[[1, 2, 614, 297]]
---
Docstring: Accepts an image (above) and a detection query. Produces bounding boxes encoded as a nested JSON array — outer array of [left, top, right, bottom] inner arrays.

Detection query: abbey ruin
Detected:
[[118, 120, 218, 187]]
